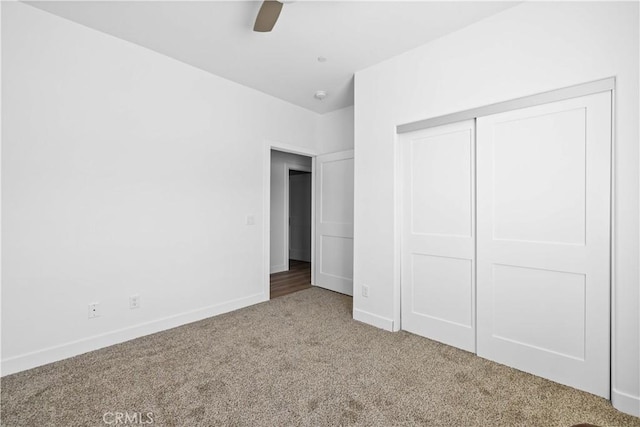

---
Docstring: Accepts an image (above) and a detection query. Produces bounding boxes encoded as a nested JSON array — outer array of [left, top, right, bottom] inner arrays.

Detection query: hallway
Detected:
[[270, 260, 311, 299]]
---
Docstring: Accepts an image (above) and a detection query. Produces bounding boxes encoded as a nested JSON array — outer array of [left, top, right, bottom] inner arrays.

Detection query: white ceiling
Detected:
[[26, 1, 518, 114]]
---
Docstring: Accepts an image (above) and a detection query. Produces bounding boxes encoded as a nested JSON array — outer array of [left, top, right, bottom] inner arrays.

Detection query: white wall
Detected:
[[353, 1, 639, 416], [316, 106, 354, 154], [1, 2, 319, 374], [269, 151, 312, 273]]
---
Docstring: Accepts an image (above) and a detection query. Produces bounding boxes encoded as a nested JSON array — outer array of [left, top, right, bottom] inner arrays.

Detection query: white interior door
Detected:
[[401, 120, 476, 352], [476, 91, 611, 398], [315, 150, 354, 295]]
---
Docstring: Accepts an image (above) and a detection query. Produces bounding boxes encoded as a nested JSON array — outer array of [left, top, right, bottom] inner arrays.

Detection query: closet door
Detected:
[[476, 92, 611, 397], [401, 120, 475, 352]]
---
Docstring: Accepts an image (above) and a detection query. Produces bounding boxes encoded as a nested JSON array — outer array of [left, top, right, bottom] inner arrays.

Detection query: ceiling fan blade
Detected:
[[253, 0, 283, 32]]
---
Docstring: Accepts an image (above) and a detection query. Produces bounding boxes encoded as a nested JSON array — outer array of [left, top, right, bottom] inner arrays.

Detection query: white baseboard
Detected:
[[353, 308, 394, 332], [612, 388, 640, 417], [1, 292, 267, 377], [270, 264, 286, 274]]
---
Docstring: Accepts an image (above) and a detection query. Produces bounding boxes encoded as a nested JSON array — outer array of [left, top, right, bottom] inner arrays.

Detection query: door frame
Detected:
[[263, 140, 317, 300], [284, 163, 312, 271], [393, 77, 617, 398]]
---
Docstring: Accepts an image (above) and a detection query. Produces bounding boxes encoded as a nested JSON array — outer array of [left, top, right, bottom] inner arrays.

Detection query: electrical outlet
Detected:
[[88, 303, 100, 319], [129, 295, 140, 309], [246, 214, 255, 225], [362, 285, 369, 298]]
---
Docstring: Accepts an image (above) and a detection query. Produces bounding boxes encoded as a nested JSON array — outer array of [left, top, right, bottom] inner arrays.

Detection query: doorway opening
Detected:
[[269, 149, 313, 299]]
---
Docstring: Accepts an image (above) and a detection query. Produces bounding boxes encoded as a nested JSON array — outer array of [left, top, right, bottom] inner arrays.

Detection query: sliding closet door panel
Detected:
[[401, 120, 475, 352], [476, 91, 611, 398]]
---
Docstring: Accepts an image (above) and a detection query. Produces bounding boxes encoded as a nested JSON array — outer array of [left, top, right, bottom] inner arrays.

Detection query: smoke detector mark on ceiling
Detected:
[[314, 90, 328, 101]]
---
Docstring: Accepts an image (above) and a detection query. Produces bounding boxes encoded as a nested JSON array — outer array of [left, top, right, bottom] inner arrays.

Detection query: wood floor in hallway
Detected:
[[270, 260, 311, 299]]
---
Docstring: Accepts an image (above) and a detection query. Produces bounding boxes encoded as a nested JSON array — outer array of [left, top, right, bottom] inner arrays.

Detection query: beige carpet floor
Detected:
[[2, 287, 639, 426]]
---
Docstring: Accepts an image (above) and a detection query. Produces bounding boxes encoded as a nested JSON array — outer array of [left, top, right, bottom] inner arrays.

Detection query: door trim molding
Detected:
[[397, 77, 615, 134]]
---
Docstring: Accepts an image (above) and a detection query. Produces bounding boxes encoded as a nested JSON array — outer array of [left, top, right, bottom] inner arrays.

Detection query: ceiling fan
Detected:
[[253, 0, 284, 32]]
